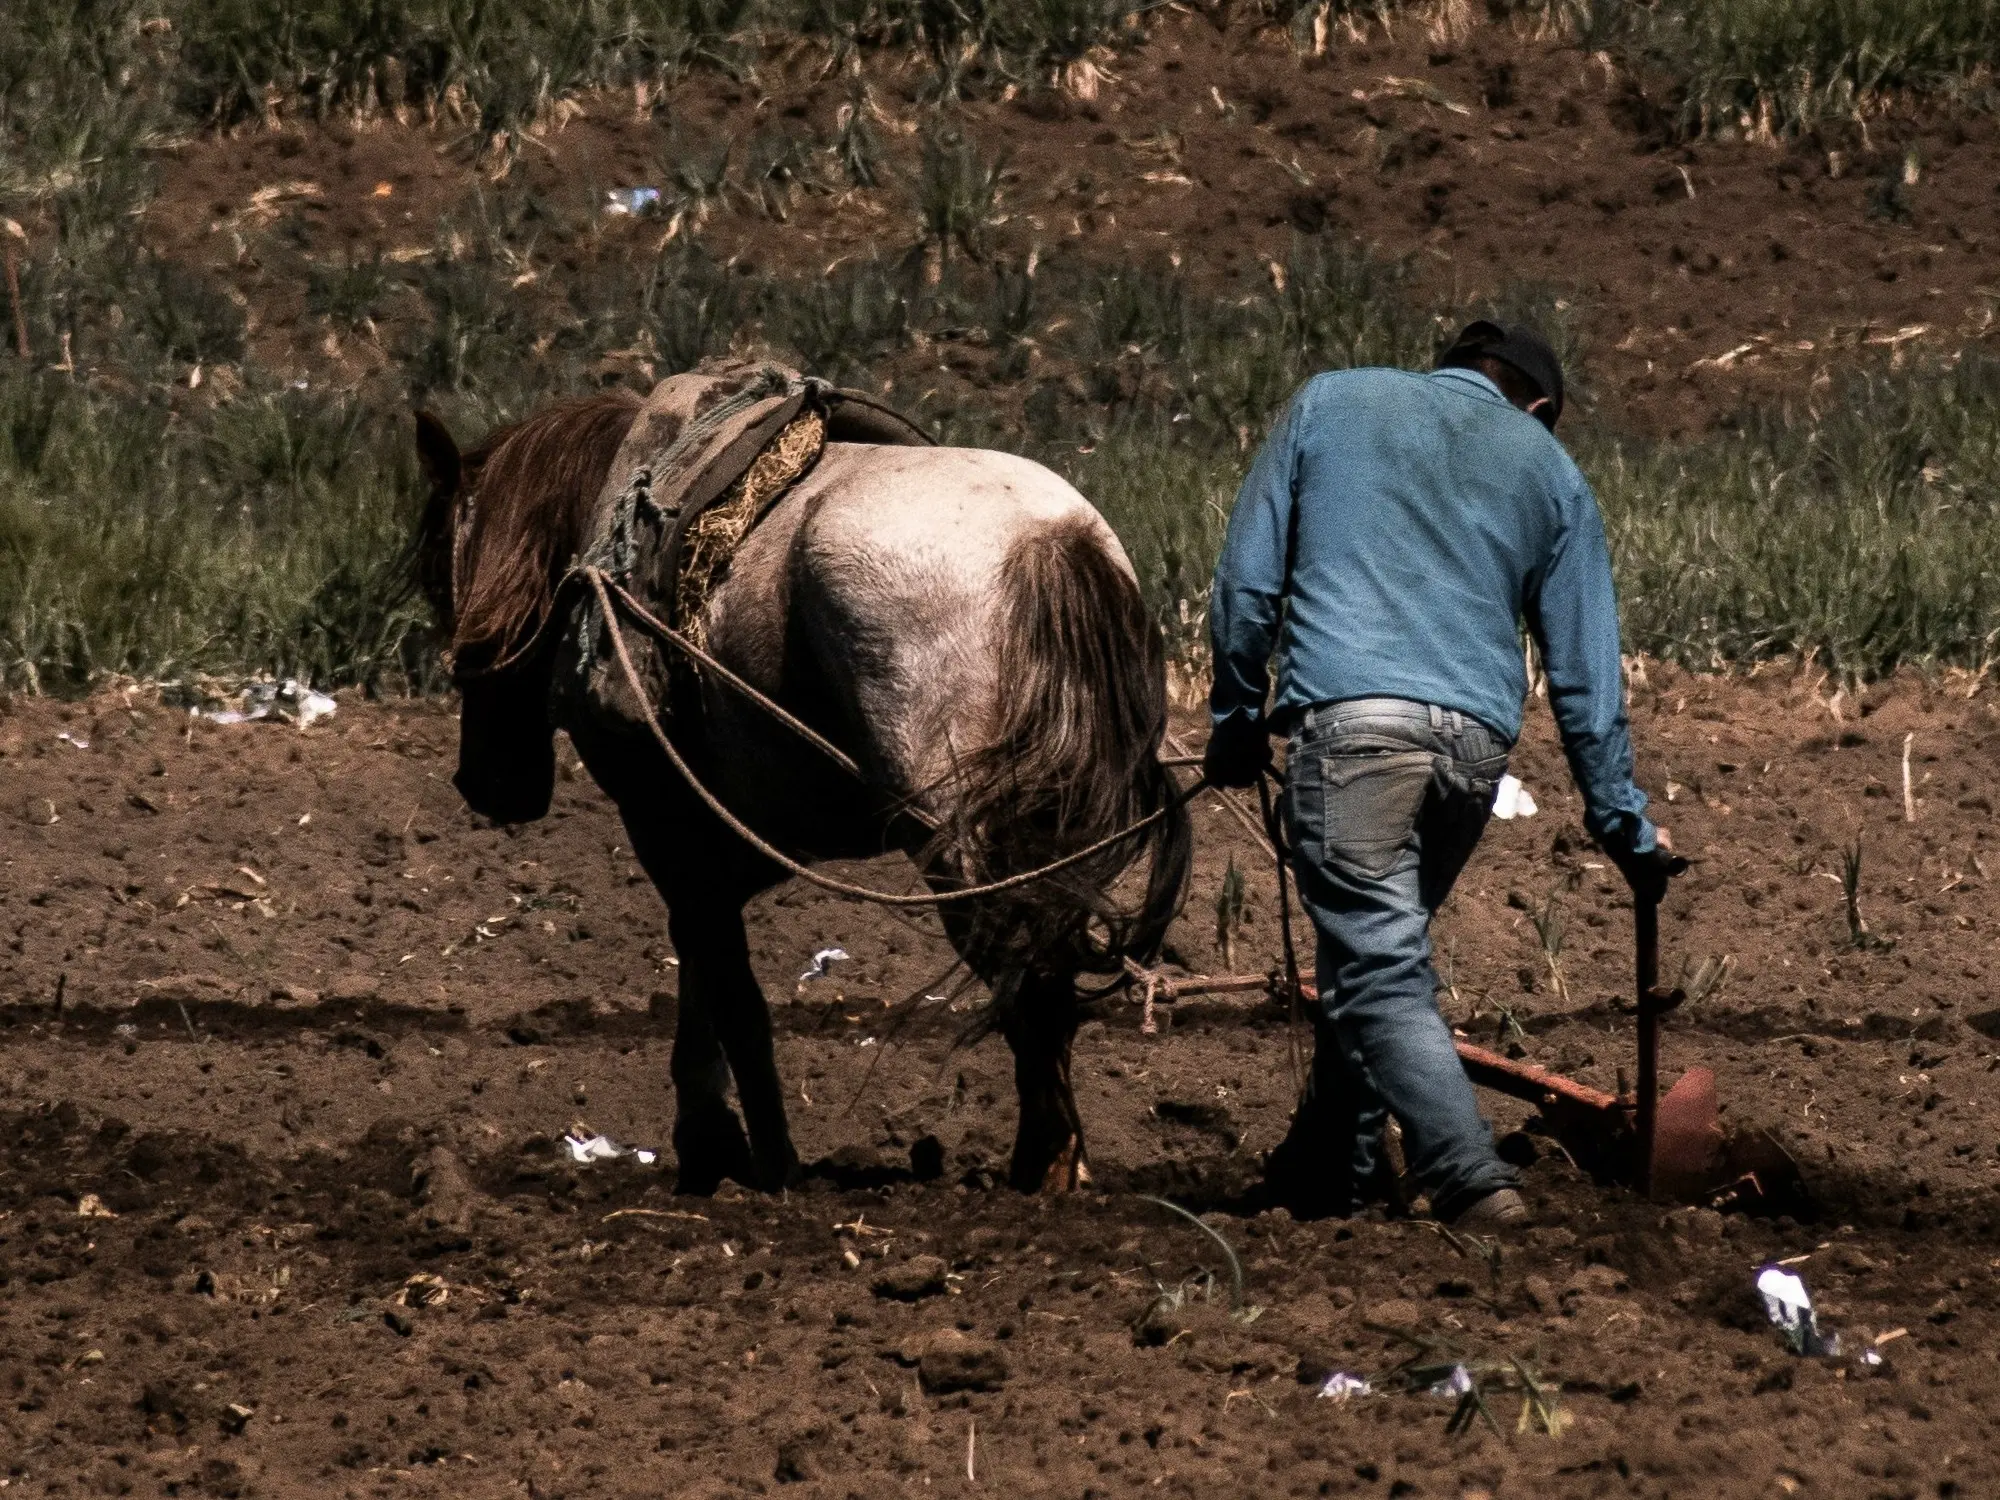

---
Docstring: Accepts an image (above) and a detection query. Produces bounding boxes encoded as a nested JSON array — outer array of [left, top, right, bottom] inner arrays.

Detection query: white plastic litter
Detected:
[[604, 187, 662, 215], [798, 947, 850, 983], [289, 683, 338, 726], [1428, 1364, 1475, 1398], [198, 679, 337, 728], [563, 1132, 658, 1166], [56, 731, 89, 750], [1491, 774, 1538, 820], [1757, 1265, 1840, 1356], [1316, 1372, 1373, 1402]]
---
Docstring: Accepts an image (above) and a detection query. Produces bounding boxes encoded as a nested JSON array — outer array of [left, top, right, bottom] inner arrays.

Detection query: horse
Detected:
[[412, 375, 1191, 1195]]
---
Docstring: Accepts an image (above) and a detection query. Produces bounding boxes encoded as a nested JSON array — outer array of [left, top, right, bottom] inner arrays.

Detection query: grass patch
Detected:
[[1581, 0, 2000, 135], [8, 2, 2000, 695], [0, 374, 432, 694], [914, 125, 1009, 265], [155, 0, 1147, 134], [1593, 352, 2000, 679], [169, 0, 759, 134], [306, 253, 398, 329], [6, 213, 2000, 694]]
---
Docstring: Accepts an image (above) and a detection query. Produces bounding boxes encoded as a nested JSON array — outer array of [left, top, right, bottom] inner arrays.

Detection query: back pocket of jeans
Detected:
[[1318, 751, 1437, 880]]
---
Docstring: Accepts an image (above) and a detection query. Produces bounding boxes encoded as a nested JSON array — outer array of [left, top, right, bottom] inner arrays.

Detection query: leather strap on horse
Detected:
[[584, 566, 1188, 908]]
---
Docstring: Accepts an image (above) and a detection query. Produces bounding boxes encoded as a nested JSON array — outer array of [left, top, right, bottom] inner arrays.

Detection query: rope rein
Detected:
[[583, 566, 1191, 909], [598, 575, 869, 785], [1259, 772, 1309, 1098], [597, 574, 947, 834]]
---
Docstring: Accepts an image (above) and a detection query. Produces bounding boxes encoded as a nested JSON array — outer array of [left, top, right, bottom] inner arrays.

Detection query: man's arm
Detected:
[[1208, 387, 1306, 746], [1525, 477, 1658, 860]]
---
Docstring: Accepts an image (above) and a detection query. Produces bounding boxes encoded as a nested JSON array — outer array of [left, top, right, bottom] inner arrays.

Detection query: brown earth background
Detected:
[[5, 670, 2000, 1497]]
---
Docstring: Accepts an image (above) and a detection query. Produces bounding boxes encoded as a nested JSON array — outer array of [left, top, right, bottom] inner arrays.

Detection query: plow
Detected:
[[1127, 878, 1801, 1211], [1447, 882, 1800, 1207]]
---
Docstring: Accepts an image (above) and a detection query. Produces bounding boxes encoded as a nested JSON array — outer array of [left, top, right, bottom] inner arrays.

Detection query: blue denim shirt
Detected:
[[1209, 366, 1655, 856]]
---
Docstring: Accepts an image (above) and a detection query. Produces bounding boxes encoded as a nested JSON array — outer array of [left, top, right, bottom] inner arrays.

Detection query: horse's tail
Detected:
[[945, 514, 1192, 980]]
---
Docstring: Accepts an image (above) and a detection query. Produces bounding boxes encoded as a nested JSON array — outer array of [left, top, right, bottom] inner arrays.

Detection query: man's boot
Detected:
[[1450, 1187, 1529, 1229]]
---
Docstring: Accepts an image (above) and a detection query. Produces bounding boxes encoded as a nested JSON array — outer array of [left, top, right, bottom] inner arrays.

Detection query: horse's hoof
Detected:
[[675, 1151, 744, 1197], [674, 1120, 754, 1197], [1014, 1136, 1091, 1193], [1047, 1148, 1092, 1192], [750, 1152, 804, 1195]]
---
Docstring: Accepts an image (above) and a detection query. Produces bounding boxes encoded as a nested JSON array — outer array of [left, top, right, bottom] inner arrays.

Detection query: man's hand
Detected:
[[1615, 827, 1686, 903], [1202, 717, 1273, 790]]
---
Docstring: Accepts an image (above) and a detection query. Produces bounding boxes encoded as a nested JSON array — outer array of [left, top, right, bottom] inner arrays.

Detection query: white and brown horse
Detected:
[[414, 381, 1189, 1194]]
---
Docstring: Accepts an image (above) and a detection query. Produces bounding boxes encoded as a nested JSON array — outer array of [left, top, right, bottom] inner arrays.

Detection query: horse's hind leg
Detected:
[[999, 972, 1090, 1192], [667, 899, 801, 1193]]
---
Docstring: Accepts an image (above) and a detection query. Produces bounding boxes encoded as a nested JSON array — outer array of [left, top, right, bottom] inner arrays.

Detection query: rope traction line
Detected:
[[585, 566, 1186, 909]]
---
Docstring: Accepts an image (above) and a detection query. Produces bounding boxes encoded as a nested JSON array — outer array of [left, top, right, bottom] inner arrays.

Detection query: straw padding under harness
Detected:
[[568, 360, 931, 714]]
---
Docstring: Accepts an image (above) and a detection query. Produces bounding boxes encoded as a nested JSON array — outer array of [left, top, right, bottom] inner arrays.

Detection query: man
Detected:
[[1204, 320, 1677, 1228]]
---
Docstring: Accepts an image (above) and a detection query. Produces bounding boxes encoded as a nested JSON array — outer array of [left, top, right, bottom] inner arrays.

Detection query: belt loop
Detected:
[[1428, 703, 1442, 731]]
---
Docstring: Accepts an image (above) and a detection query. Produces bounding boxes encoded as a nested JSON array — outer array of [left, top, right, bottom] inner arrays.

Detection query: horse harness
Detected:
[[446, 361, 929, 683], [581, 360, 933, 653]]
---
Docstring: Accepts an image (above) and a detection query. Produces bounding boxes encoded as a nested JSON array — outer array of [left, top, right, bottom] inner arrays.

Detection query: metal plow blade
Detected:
[[1653, 1065, 1803, 1210], [1141, 875, 1801, 1208], [1456, 1047, 1799, 1208], [1648, 1064, 1723, 1200]]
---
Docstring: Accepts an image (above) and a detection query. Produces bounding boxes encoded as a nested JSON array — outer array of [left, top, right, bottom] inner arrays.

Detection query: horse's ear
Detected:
[[414, 409, 461, 496]]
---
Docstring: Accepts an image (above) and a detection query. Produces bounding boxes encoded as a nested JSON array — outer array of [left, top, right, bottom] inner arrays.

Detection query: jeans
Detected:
[[1281, 698, 1517, 1220]]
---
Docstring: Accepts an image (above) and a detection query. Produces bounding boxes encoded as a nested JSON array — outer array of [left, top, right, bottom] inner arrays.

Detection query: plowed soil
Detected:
[[4, 666, 1999, 1497]]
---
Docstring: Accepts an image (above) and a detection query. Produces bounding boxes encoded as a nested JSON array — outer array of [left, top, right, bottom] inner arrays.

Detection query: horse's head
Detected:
[[411, 394, 640, 825]]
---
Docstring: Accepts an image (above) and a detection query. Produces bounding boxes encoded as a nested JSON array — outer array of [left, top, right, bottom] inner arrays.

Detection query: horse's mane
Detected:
[[451, 389, 643, 661]]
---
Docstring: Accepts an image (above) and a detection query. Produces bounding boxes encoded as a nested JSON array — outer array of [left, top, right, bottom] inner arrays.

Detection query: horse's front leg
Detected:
[[667, 975, 755, 1196], [618, 813, 760, 1194], [1000, 974, 1090, 1191], [667, 898, 801, 1193]]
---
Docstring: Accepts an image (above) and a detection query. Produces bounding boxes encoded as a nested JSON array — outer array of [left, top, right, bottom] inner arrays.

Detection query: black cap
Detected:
[[1439, 319, 1565, 428]]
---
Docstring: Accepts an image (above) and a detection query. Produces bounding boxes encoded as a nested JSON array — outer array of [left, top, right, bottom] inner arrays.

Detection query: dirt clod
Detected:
[[916, 1330, 1010, 1393], [1366, 1297, 1422, 1329], [873, 1254, 951, 1301]]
